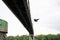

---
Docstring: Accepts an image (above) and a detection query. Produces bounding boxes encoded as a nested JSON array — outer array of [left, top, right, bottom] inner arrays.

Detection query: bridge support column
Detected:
[[0, 32, 7, 40], [0, 19, 8, 40], [29, 34, 34, 40]]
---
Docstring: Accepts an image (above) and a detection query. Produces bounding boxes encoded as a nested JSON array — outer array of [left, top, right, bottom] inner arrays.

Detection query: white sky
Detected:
[[0, 0, 60, 36]]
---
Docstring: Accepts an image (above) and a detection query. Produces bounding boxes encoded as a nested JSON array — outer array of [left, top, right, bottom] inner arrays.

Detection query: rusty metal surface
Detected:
[[0, 19, 8, 33]]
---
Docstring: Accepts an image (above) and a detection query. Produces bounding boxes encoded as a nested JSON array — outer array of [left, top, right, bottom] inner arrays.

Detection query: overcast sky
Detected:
[[0, 0, 60, 36]]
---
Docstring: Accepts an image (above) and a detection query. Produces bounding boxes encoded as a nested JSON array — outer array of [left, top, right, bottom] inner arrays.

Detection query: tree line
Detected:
[[6, 34, 60, 40]]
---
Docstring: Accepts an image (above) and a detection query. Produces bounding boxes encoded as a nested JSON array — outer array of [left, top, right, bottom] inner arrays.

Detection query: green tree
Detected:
[[6, 36, 15, 40], [6, 34, 60, 40], [35, 35, 46, 40], [15, 36, 21, 40], [56, 34, 60, 40]]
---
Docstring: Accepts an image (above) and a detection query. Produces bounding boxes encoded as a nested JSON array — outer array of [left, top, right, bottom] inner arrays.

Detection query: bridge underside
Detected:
[[2, 0, 34, 34]]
